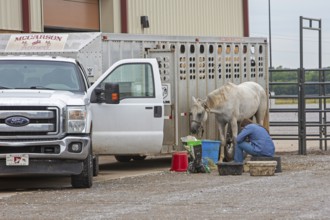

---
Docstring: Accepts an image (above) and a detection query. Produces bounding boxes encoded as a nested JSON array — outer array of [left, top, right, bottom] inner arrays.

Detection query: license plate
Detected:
[[6, 154, 29, 166]]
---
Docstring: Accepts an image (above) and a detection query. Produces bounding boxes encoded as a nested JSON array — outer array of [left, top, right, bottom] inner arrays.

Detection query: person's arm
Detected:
[[236, 126, 251, 143]]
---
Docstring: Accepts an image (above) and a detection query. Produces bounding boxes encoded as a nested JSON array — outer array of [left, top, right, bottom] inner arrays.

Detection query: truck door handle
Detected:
[[145, 107, 153, 110]]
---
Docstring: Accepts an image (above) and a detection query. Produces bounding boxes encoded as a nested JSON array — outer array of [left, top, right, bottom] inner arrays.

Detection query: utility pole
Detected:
[[268, 0, 272, 69]]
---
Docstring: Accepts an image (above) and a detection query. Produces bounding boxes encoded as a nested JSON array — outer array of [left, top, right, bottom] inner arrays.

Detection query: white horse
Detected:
[[190, 81, 268, 162]]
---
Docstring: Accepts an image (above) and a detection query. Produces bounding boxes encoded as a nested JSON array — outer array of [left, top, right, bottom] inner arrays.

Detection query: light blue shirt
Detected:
[[236, 124, 275, 157]]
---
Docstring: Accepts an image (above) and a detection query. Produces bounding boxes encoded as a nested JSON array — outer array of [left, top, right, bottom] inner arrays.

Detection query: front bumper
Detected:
[[0, 135, 90, 175], [0, 159, 83, 175]]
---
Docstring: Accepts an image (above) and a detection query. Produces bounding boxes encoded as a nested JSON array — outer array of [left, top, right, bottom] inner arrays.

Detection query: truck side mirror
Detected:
[[90, 87, 104, 103], [104, 82, 120, 104]]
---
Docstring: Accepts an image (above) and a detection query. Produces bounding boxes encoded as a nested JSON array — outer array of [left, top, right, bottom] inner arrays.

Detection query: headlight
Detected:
[[67, 107, 87, 133]]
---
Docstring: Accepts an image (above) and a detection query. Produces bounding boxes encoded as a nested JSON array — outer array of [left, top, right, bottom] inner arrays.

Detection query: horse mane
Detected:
[[205, 82, 235, 109]]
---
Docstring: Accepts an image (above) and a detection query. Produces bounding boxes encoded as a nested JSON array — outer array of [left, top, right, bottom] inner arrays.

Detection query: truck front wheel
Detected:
[[71, 153, 93, 188]]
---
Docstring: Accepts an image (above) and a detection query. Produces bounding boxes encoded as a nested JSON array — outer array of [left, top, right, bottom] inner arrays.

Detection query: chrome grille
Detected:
[[0, 107, 58, 136]]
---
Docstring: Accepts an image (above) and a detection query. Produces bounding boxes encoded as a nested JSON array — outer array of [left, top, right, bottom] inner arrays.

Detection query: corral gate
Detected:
[[101, 33, 269, 151], [269, 68, 330, 154], [269, 17, 330, 154]]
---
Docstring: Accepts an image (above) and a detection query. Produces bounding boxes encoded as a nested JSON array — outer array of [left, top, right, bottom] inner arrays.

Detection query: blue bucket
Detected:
[[201, 140, 221, 165]]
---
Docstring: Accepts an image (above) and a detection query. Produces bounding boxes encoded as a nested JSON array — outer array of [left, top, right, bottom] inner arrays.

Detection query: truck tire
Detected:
[[114, 155, 132, 162], [93, 154, 99, 177], [71, 153, 93, 188]]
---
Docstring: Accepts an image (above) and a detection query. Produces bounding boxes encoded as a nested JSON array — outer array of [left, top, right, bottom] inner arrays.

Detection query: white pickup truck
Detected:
[[0, 56, 163, 188]]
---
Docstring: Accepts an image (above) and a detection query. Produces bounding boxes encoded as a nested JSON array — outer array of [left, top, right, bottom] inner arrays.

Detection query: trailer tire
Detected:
[[114, 155, 132, 162], [71, 153, 93, 188]]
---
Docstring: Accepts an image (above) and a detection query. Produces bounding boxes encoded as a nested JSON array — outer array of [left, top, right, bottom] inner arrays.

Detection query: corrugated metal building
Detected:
[[0, 0, 249, 37], [0, 0, 43, 33]]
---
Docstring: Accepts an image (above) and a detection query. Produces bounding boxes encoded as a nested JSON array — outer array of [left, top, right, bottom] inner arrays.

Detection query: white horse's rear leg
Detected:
[[255, 92, 268, 125], [255, 109, 266, 126], [230, 119, 238, 150]]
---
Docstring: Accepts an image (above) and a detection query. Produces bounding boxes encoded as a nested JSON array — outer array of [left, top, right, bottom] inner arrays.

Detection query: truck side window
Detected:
[[101, 63, 155, 99]]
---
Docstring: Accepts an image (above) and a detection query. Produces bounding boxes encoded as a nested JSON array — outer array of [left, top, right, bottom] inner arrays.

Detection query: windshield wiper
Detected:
[[15, 86, 53, 90], [0, 86, 9, 89], [29, 86, 53, 90]]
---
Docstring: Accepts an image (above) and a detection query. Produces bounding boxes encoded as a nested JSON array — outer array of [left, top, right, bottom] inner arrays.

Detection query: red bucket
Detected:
[[170, 151, 188, 172]]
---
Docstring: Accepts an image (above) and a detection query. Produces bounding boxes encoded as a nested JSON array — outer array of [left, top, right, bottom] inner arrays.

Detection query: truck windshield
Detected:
[[0, 60, 85, 92]]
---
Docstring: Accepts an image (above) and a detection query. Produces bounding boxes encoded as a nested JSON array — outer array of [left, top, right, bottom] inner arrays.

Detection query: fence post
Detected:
[[298, 68, 306, 155]]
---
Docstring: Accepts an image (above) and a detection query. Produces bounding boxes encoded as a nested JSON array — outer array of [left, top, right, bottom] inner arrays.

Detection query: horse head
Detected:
[[190, 96, 209, 135]]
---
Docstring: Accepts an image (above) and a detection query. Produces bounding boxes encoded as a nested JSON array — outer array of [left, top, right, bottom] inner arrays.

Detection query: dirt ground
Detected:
[[1, 148, 330, 220]]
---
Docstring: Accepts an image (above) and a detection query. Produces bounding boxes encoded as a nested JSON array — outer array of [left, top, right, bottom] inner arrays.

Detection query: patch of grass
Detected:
[[275, 99, 330, 104], [275, 99, 298, 104]]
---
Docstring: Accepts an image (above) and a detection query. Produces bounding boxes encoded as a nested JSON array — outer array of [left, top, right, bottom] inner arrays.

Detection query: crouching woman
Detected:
[[234, 118, 275, 163]]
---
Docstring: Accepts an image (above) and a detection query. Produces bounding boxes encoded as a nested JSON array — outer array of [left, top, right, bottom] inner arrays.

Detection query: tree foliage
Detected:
[[269, 69, 330, 95]]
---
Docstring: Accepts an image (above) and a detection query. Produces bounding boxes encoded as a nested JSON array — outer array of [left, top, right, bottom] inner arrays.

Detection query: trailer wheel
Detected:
[[114, 155, 132, 162], [132, 155, 147, 161], [71, 153, 93, 188]]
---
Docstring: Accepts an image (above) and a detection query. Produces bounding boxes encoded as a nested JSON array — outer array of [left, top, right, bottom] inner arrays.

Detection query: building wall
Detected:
[[0, 0, 246, 36], [43, 0, 99, 31], [0, 0, 22, 32], [100, 0, 121, 33], [30, 0, 43, 32], [124, 0, 245, 36]]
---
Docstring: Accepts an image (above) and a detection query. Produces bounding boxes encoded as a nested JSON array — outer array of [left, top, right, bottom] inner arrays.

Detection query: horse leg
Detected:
[[255, 112, 264, 125], [230, 119, 238, 158], [218, 122, 226, 163], [224, 123, 233, 161], [223, 119, 238, 161], [255, 100, 267, 126]]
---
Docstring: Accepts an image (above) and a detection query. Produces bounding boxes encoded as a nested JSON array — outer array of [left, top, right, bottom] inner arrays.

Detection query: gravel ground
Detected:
[[1, 150, 330, 220]]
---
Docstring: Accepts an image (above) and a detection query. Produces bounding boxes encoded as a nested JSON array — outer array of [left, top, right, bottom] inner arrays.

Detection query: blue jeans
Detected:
[[234, 142, 263, 163]]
